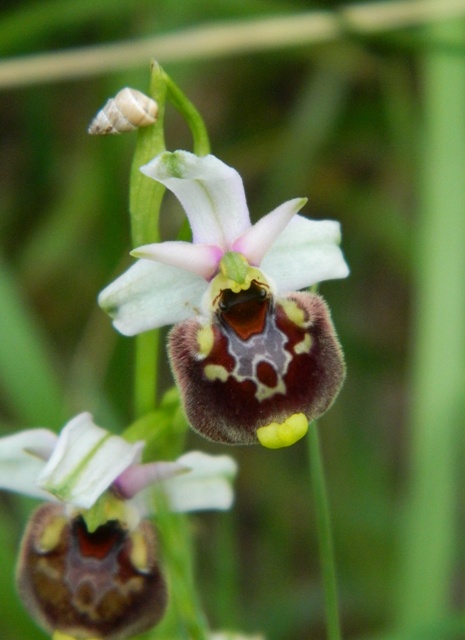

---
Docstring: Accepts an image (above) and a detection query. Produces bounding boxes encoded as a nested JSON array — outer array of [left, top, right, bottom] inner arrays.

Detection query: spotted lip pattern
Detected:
[[16, 503, 167, 640], [169, 291, 345, 445]]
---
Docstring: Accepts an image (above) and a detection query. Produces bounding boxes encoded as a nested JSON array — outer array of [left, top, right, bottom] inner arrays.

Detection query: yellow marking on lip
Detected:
[[197, 324, 215, 358], [294, 333, 312, 354], [204, 364, 229, 382], [38, 515, 68, 552], [257, 413, 308, 449], [130, 530, 149, 573], [280, 298, 307, 328], [254, 378, 286, 401]]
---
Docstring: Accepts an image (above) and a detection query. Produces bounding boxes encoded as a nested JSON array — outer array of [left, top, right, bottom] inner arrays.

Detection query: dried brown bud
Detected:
[[16, 503, 167, 639]]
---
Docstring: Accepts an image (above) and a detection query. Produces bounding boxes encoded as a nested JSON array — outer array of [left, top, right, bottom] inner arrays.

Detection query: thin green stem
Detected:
[[129, 62, 167, 249], [308, 421, 342, 640], [167, 74, 211, 243], [164, 72, 210, 156], [154, 499, 210, 640], [129, 62, 210, 417], [129, 63, 167, 418], [124, 65, 212, 638], [133, 332, 159, 418]]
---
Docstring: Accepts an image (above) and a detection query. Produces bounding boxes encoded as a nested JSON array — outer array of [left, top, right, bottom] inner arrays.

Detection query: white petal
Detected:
[[114, 461, 187, 499], [0, 428, 57, 500], [260, 216, 349, 292], [160, 451, 238, 513], [132, 241, 222, 280], [232, 197, 307, 265], [140, 151, 251, 250], [98, 259, 208, 336], [37, 413, 144, 509]]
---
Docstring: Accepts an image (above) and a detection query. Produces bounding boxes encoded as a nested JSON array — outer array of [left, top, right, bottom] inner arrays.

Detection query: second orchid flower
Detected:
[[0, 413, 237, 640]]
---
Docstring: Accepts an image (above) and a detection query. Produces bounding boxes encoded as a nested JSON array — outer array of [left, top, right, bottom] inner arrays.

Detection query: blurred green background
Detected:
[[1, 1, 464, 639]]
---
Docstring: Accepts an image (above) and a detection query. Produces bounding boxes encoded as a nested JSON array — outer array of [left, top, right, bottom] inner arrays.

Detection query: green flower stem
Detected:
[[130, 62, 167, 249], [163, 67, 210, 241], [132, 332, 159, 419], [129, 63, 168, 419], [129, 62, 210, 418], [125, 65, 211, 639], [163, 71, 210, 156], [154, 497, 210, 639], [308, 422, 342, 640]]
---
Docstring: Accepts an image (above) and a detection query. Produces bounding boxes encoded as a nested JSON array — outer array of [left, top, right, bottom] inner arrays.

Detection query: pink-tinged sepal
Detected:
[[16, 503, 167, 640], [168, 290, 345, 445]]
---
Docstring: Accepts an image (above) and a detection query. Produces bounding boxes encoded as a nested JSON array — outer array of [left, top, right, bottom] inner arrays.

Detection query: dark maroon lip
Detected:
[[16, 504, 167, 640]]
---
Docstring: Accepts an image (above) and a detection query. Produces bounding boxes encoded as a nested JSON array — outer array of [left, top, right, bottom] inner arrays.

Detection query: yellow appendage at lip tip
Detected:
[[257, 413, 309, 449]]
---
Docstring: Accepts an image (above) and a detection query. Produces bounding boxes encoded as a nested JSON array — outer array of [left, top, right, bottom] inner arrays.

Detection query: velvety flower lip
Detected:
[[98, 150, 349, 336], [0, 412, 237, 514]]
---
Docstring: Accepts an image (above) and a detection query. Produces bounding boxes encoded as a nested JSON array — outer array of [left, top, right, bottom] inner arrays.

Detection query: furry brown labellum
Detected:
[[87, 87, 158, 135], [169, 286, 345, 445], [16, 503, 167, 640]]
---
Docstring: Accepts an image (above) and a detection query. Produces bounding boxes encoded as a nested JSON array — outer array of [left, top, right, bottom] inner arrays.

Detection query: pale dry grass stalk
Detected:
[[1, 0, 465, 89]]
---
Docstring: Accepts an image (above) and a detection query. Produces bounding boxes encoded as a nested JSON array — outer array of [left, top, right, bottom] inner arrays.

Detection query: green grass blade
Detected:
[[394, 17, 465, 629], [0, 254, 65, 427]]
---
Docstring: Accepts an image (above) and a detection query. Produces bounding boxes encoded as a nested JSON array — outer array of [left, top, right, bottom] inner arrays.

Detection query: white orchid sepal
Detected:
[[0, 428, 59, 501], [156, 450, 237, 513], [37, 412, 144, 508]]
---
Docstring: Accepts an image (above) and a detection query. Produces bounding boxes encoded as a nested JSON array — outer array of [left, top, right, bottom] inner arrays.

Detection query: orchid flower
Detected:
[[1, 412, 237, 640], [0, 411, 237, 519], [99, 151, 349, 447]]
